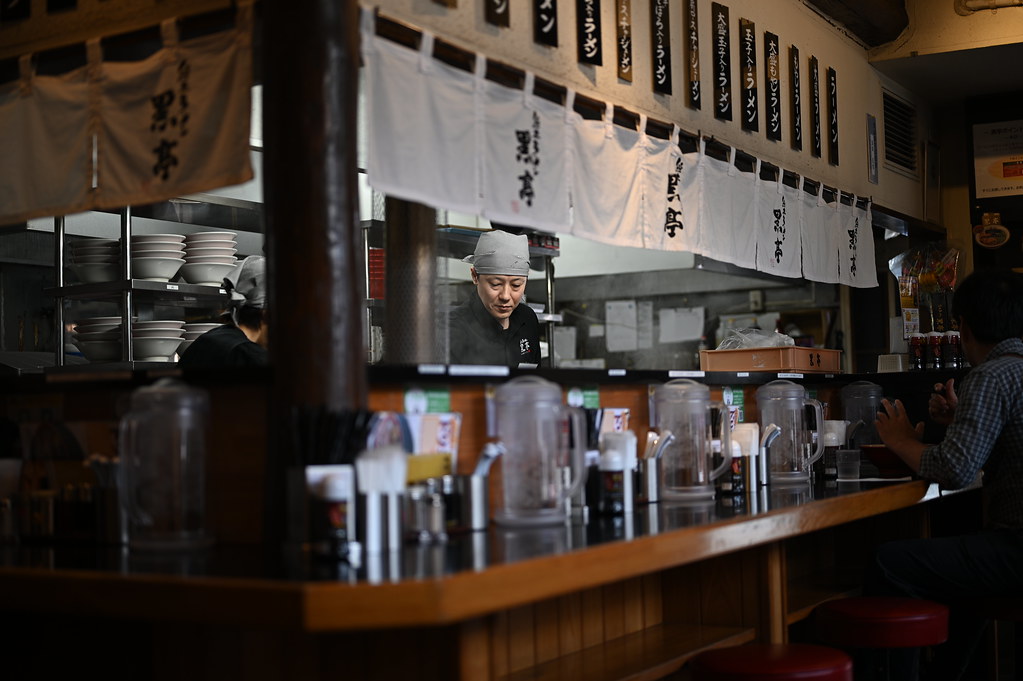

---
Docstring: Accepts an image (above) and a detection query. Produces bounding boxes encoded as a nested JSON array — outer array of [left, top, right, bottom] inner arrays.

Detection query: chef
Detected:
[[449, 229, 541, 367]]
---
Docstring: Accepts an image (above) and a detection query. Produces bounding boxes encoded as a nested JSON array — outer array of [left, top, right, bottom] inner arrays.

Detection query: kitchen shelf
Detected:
[[45, 279, 229, 302]]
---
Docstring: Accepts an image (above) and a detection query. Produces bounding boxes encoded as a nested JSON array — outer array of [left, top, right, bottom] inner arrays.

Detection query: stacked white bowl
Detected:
[[131, 233, 186, 282], [132, 320, 185, 361], [69, 238, 120, 283], [71, 316, 122, 361], [180, 231, 238, 285], [178, 322, 224, 355]]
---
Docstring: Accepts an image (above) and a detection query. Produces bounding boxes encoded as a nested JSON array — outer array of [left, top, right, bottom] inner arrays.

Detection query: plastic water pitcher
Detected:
[[653, 379, 731, 500], [756, 379, 824, 485]]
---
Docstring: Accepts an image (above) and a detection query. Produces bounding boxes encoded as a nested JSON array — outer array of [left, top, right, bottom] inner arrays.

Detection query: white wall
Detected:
[[373, 0, 930, 218]]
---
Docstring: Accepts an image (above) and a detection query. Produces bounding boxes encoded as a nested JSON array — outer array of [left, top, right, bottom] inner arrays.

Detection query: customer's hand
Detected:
[[928, 379, 957, 426], [876, 398, 924, 450]]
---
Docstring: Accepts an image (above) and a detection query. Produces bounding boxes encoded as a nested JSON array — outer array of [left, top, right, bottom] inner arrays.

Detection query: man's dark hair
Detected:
[[952, 268, 1023, 343], [234, 305, 265, 331]]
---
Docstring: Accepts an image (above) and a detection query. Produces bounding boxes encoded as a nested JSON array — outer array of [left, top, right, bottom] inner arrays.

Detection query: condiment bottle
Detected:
[[928, 332, 944, 371], [909, 333, 925, 371], [719, 441, 745, 499], [944, 330, 961, 370]]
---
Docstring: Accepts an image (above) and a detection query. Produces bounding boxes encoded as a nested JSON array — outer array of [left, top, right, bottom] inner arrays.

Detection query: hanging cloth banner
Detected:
[[764, 32, 782, 142], [755, 169, 802, 278], [0, 54, 93, 224], [569, 102, 645, 248], [576, 0, 603, 65], [800, 181, 839, 284], [739, 18, 758, 133], [684, 0, 701, 109], [650, 0, 672, 95], [711, 2, 732, 121], [615, 0, 633, 82], [838, 196, 878, 288], [636, 123, 673, 247], [646, 131, 701, 253], [480, 72, 571, 231], [700, 147, 756, 269], [363, 18, 482, 215], [96, 5, 254, 208]]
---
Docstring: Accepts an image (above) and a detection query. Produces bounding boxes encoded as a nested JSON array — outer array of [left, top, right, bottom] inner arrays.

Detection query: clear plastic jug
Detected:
[[493, 376, 586, 526], [118, 379, 211, 551], [841, 381, 884, 448], [756, 380, 824, 485], [653, 379, 730, 500]]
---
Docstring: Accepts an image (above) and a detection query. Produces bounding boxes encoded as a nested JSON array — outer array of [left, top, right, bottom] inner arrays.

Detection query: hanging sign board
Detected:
[[739, 18, 758, 132], [615, 0, 632, 81], [790, 45, 802, 151], [764, 32, 781, 142], [485, 0, 510, 27], [577, 0, 602, 65], [712, 3, 731, 121], [809, 55, 822, 158], [534, 0, 558, 46], [827, 66, 839, 165], [650, 0, 672, 94], [684, 0, 701, 109]]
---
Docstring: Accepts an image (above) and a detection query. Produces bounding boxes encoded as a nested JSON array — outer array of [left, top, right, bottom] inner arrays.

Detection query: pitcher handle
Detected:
[[708, 402, 732, 481], [805, 398, 825, 466], [561, 406, 589, 500]]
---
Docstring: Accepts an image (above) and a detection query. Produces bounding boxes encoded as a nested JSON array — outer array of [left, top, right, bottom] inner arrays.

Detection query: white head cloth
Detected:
[[462, 229, 530, 276]]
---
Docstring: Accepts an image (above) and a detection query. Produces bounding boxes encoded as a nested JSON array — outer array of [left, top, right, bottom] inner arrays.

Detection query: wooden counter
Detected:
[[0, 478, 980, 681]]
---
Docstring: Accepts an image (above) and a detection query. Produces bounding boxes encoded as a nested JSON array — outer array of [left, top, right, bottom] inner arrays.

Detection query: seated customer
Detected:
[[179, 255, 269, 368], [873, 268, 1023, 681], [449, 229, 541, 367]]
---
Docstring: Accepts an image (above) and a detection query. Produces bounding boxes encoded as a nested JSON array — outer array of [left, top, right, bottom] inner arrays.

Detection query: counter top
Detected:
[[0, 478, 967, 632]]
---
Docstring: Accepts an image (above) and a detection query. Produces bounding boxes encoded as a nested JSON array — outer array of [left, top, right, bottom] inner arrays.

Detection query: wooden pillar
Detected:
[[261, 0, 365, 547], [383, 197, 440, 365]]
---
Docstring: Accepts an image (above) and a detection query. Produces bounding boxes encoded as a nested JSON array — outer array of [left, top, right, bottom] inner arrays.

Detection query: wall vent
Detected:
[[882, 89, 918, 177]]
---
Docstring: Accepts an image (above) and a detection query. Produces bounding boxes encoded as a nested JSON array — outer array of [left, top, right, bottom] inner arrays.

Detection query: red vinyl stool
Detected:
[[690, 643, 852, 680], [814, 596, 949, 680]]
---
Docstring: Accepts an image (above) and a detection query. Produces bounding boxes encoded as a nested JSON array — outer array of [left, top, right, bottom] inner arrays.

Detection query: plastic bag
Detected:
[[717, 328, 794, 350]]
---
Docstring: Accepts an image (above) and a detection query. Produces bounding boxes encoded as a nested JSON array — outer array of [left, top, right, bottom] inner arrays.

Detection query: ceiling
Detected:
[[807, 0, 1023, 105]]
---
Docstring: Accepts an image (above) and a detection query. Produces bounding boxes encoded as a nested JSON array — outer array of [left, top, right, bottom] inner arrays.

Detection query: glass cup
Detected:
[[836, 449, 861, 480]]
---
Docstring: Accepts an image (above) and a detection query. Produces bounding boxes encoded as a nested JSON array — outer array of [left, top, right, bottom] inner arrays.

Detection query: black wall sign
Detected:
[[486, 0, 510, 27], [827, 66, 839, 165], [712, 2, 731, 120], [534, 0, 559, 47], [616, 0, 633, 81], [684, 0, 701, 109], [650, 0, 672, 95], [739, 18, 758, 132], [790, 45, 802, 151], [809, 55, 821, 158], [764, 32, 781, 142], [0, 0, 30, 22], [577, 0, 603, 65]]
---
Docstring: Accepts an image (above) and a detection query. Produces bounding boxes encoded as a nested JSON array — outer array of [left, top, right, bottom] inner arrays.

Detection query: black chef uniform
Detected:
[[449, 293, 541, 367]]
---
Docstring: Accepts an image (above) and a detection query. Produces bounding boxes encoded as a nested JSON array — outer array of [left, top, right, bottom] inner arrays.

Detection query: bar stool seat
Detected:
[[814, 596, 949, 648], [691, 643, 852, 680]]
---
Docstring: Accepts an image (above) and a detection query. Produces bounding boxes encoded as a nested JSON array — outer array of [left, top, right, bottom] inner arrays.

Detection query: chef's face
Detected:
[[472, 268, 526, 329]]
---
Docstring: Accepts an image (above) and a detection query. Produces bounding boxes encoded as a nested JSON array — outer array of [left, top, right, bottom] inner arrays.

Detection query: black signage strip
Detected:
[[712, 2, 731, 120], [739, 18, 758, 132], [650, 0, 672, 94], [764, 31, 781, 142], [615, 0, 632, 81], [827, 66, 839, 165], [534, 0, 558, 47], [809, 55, 821, 158], [790, 44, 802, 151], [577, 0, 603, 65], [684, 0, 700, 109], [485, 0, 510, 27]]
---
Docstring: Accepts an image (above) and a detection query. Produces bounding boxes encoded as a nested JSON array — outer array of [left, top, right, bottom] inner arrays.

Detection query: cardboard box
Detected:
[[700, 347, 841, 373]]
